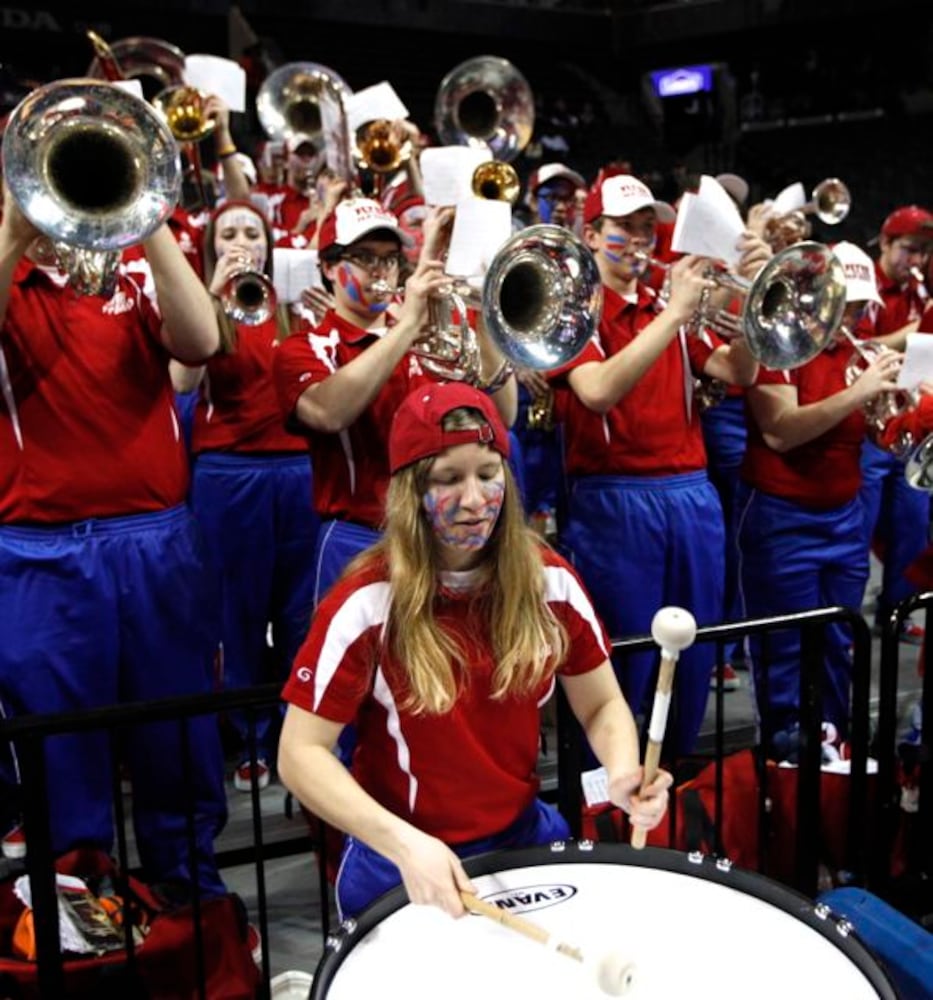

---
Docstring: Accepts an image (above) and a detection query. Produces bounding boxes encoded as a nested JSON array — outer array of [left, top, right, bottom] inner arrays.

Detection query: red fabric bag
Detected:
[[581, 749, 762, 868], [0, 849, 260, 1000]]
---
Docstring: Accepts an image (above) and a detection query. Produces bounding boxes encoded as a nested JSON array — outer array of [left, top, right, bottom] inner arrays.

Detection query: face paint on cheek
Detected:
[[423, 480, 505, 550], [537, 195, 554, 224], [340, 264, 364, 303], [603, 233, 630, 263], [339, 263, 390, 313]]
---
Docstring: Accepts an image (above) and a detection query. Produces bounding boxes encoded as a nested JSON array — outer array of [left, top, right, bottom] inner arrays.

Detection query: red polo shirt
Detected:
[[552, 283, 716, 476]]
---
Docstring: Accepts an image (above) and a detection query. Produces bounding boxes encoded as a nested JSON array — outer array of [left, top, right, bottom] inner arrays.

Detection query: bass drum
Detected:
[[311, 842, 897, 999]]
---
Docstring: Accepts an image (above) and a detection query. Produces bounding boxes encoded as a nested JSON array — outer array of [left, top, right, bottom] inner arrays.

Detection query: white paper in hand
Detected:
[[898, 331, 933, 390], [671, 175, 745, 266], [445, 198, 512, 278], [421, 146, 489, 208], [273, 248, 322, 302], [345, 81, 409, 135], [184, 54, 246, 113]]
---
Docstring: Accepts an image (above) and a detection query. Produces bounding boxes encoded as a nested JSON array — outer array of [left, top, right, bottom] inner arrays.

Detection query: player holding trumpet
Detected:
[[278, 382, 672, 920], [550, 173, 770, 757]]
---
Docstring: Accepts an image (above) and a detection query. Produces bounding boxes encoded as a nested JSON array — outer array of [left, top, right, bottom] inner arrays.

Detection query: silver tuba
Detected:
[[694, 241, 847, 370], [2, 78, 181, 296], [398, 224, 601, 382], [86, 33, 186, 93], [218, 268, 277, 326], [640, 242, 847, 370], [434, 56, 534, 163], [256, 62, 352, 149]]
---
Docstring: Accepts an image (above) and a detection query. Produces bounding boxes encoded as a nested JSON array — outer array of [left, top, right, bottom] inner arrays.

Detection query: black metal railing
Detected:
[[0, 600, 928, 996]]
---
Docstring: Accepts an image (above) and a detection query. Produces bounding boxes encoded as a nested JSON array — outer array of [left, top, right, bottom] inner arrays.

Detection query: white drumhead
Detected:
[[323, 859, 886, 998]]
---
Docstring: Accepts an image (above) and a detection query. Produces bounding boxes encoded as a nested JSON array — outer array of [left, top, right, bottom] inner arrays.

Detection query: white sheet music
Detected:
[[273, 248, 321, 302], [671, 177, 745, 266], [445, 198, 511, 277], [345, 81, 409, 134], [898, 331, 933, 390], [420, 146, 489, 208], [184, 54, 246, 112]]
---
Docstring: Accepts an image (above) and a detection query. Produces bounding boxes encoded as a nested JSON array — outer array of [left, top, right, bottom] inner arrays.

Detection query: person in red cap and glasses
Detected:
[[277, 382, 671, 919], [274, 196, 516, 612], [548, 173, 769, 758], [857, 205, 933, 645]]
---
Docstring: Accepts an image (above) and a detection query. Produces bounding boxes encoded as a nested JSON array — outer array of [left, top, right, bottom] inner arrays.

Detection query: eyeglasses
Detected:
[[340, 250, 404, 272]]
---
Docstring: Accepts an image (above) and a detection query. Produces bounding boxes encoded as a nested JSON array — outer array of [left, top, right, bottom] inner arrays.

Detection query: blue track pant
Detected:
[[736, 485, 868, 741], [563, 471, 725, 755], [0, 505, 227, 894], [191, 452, 319, 761]]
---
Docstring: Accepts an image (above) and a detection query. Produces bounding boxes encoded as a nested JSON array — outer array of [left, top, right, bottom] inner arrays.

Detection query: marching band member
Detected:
[[254, 134, 322, 239], [274, 196, 516, 609], [0, 180, 228, 895], [278, 381, 672, 919], [171, 199, 320, 793], [737, 241, 901, 759], [550, 173, 765, 756], [858, 206, 933, 643]]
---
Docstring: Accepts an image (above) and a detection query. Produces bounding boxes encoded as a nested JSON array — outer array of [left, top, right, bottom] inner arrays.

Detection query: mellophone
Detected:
[[310, 841, 897, 998]]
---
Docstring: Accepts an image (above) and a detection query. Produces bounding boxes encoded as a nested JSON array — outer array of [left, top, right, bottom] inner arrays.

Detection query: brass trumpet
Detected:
[[153, 84, 216, 144], [355, 119, 410, 175], [471, 161, 520, 204], [219, 268, 277, 326], [843, 333, 917, 457], [764, 178, 851, 251]]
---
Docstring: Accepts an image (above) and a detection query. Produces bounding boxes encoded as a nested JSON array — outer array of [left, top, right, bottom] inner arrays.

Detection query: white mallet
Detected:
[[461, 891, 636, 996], [631, 605, 698, 850]]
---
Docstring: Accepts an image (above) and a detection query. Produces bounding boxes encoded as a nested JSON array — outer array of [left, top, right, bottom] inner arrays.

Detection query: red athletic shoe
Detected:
[[234, 758, 270, 793], [710, 663, 741, 692], [1, 823, 25, 860]]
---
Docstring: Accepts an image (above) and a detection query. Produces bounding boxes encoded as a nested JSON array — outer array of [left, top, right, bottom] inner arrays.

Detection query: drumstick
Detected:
[[460, 891, 636, 996], [631, 605, 698, 851]]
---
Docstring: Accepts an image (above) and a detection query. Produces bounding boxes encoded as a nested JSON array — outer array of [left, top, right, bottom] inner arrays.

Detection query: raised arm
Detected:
[[144, 224, 221, 363], [567, 255, 709, 414], [0, 188, 39, 328], [747, 350, 902, 453], [292, 255, 450, 433]]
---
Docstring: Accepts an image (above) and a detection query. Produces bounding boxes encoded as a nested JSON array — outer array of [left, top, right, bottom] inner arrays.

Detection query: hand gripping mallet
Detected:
[[631, 606, 698, 850], [461, 891, 636, 996]]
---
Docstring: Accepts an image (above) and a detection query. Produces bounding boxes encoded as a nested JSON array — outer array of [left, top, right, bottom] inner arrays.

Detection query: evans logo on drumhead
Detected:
[[480, 884, 577, 914]]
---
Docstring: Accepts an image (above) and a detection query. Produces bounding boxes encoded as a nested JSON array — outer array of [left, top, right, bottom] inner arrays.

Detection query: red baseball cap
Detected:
[[583, 174, 676, 225], [881, 205, 933, 240], [389, 383, 510, 474], [317, 197, 407, 253]]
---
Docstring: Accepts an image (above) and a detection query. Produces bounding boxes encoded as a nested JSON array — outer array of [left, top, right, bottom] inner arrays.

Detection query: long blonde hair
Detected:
[[202, 202, 292, 352], [349, 406, 568, 714]]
